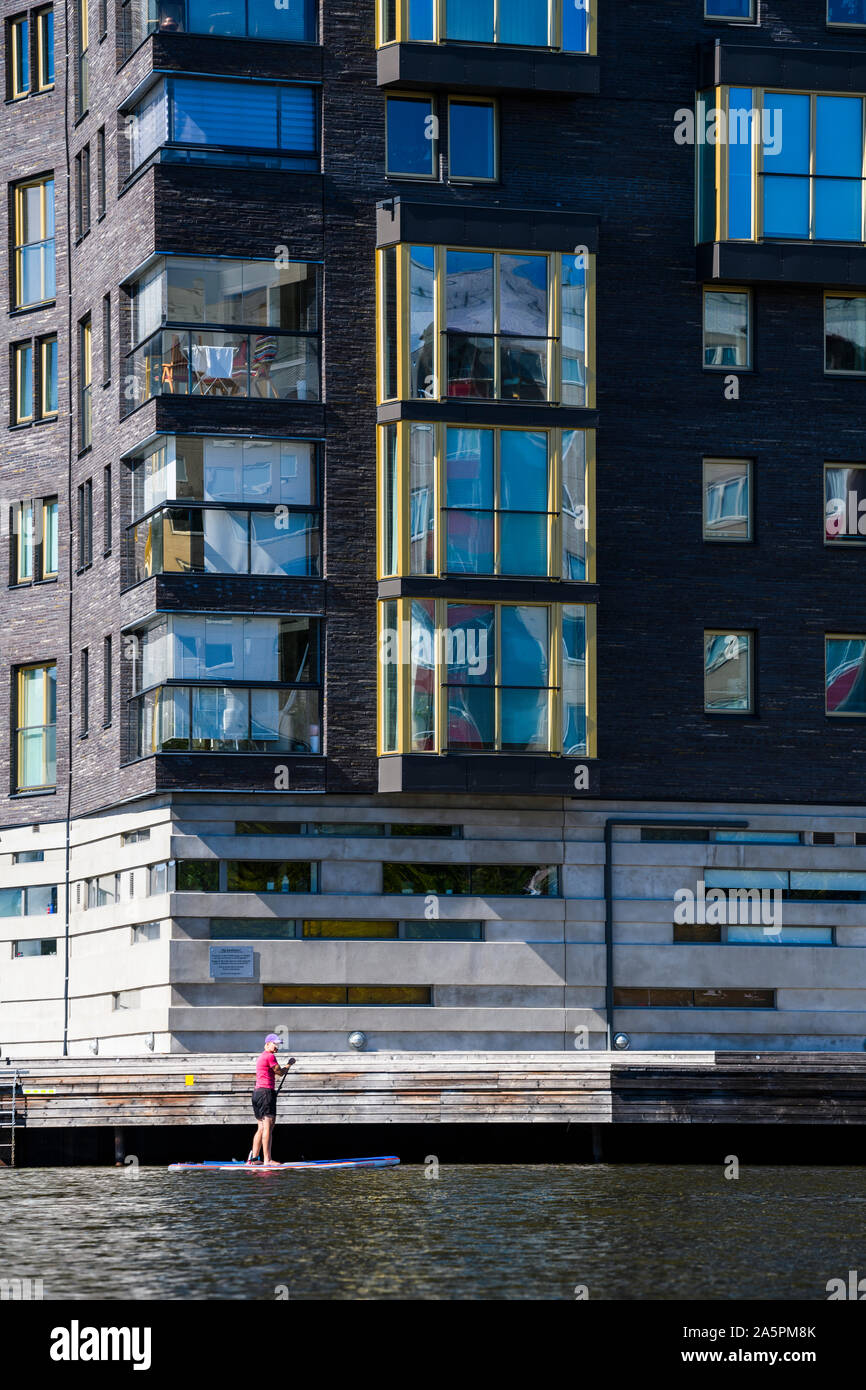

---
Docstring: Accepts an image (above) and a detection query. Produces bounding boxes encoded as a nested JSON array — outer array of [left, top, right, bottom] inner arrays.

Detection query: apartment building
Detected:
[[1, 0, 865, 1056]]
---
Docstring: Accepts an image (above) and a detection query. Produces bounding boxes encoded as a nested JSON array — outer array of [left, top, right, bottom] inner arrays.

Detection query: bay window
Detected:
[[377, 244, 593, 405], [378, 0, 593, 53], [379, 421, 594, 579], [125, 255, 320, 409], [128, 77, 318, 173], [700, 87, 866, 244], [378, 598, 594, 756], [130, 613, 321, 755], [126, 434, 321, 581], [123, 0, 315, 54]]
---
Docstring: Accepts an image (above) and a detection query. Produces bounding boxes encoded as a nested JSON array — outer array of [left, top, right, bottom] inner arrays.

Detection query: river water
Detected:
[[1, 1164, 864, 1300]]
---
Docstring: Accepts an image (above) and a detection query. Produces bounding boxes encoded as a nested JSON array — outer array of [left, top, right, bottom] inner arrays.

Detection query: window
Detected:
[[40, 335, 57, 416], [825, 294, 866, 374], [131, 614, 322, 756], [448, 99, 496, 181], [12, 335, 56, 423], [13, 849, 44, 862], [176, 860, 219, 891], [80, 648, 89, 734], [829, 1, 866, 25], [9, 15, 29, 97], [98, 0, 106, 37], [77, 479, 93, 567], [12, 342, 34, 424], [14, 497, 58, 582], [113, 990, 141, 1010], [704, 89, 866, 244], [0, 883, 57, 915], [377, 245, 593, 406], [121, 828, 150, 845], [705, 866, 866, 902], [123, 0, 316, 54], [79, 318, 92, 449], [673, 920, 832, 945], [826, 636, 866, 715], [225, 861, 314, 892], [702, 459, 752, 541], [12, 938, 57, 957], [382, 863, 559, 895], [96, 126, 106, 218], [75, 144, 90, 238], [102, 294, 111, 382], [125, 256, 321, 411], [103, 465, 112, 553], [76, 0, 88, 114], [705, 0, 754, 18], [385, 95, 497, 182], [132, 921, 160, 942], [36, 7, 53, 88], [263, 985, 431, 1005], [15, 662, 57, 791], [380, 422, 593, 579], [127, 78, 319, 173], [126, 435, 321, 582], [825, 464, 866, 543], [378, 0, 593, 52], [148, 861, 170, 894], [386, 96, 437, 179], [703, 288, 751, 368], [13, 176, 55, 308], [103, 634, 112, 724], [379, 598, 594, 756], [614, 988, 774, 1008], [704, 631, 754, 713]]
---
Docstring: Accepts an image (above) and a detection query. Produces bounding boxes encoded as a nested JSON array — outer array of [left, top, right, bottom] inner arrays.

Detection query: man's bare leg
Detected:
[[250, 1120, 264, 1160], [262, 1115, 276, 1165]]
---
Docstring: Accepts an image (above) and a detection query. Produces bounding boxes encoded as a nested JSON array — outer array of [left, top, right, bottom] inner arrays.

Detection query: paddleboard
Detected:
[[168, 1155, 399, 1171]]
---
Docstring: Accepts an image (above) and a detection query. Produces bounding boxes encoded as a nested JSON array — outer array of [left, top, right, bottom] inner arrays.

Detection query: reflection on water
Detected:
[[0, 1165, 864, 1300]]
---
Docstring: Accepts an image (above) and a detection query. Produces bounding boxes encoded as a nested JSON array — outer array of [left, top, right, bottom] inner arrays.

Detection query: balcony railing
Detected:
[[132, 683, 321, 756], [124, 329, 320, 413], [127, 505, 320, 583]]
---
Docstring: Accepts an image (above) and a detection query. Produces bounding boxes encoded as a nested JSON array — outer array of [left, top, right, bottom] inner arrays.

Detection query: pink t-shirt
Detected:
[[255, 1051, 278, 1089]]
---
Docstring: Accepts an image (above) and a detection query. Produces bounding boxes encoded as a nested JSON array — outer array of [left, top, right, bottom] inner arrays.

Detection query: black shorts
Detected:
[[252, 1087, 277, 1120]]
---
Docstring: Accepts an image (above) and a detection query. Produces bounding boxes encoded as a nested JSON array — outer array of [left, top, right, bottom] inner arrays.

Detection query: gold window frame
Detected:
[[377, 596, 596, 758], [376, 0, 596, 55], [15, 660, 56, 791]]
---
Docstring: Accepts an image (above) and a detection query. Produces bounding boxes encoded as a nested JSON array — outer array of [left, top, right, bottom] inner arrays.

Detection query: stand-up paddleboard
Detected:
[[168, 1155, 399, 1172]]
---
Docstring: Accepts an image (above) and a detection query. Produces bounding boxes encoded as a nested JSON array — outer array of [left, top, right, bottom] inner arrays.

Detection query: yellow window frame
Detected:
[[14, 175, 54, 308], [376, 0, 596, 55], [376, 420, 596, 582], [10, 15, 30, 98], [42, 498, 59, 577], [16, 502, 34, 582], [377, 596, 596, 758], [35, 7, 53, 90], [39, 335, 58, 417], [13, 341, 34, 424], [16, 660, 56, 790], [375, 244, 595, 407]]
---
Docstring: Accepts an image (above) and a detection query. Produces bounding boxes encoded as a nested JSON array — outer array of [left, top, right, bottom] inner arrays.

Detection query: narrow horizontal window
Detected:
[[12, 938, 57, 957], [225, 861, 314, 892], [828, 1, 866, 25], [262, 984, 432, 1005], [132, 921, 161, 942], [175, 860, 219, 891], [382, 863, 558, 895], [382, 0, 592, 51], [614, 987, 775, 1008]]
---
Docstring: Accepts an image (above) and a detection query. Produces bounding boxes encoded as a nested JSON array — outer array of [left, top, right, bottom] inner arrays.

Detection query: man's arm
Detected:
[[276, 1057, 297, 1076]]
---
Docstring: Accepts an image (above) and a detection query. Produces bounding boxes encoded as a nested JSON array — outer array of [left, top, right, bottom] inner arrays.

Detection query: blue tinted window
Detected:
[[499, 514, 547, 575], [446, 428, 493, 508], [829, 1, 866, 23], [563, 0, 588, 52], [706, 0, 752, 16], [386, 97, 435, 176], [815, 180, 862, 241], [499, 0, 548, 45], [446, 0, 493, 41], [167, 79, 317, 154], [763, 94, 809, 174], [448, 101, 495, 180], [500, 431, 547, 511], [408, 0, 434, 39], [763, 176, 810, 238], [727, 91, 753, 238], [816, 97, 862, 176]]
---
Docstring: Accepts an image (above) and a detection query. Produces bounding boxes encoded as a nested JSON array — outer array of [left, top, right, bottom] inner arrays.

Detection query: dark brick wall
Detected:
[[2, 0, 866, 830]]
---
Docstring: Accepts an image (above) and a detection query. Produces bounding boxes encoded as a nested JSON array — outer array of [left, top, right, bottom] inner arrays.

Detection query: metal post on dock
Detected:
[[114, 1127, 126, 1165]]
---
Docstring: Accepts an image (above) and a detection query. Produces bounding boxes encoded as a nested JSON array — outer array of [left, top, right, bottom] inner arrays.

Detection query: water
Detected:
[[1, 1165, 865, 1300]]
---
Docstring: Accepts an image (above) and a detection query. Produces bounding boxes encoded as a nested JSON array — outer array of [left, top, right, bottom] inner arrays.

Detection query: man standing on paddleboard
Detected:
[[249, 1034, 296, 1166]]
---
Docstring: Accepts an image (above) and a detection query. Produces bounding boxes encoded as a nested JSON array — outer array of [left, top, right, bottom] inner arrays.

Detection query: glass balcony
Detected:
[[133, 684, 321, 755], [126, 329, 320, 409], [122, 0, 315, 56], [128, 506, 320, 582]]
